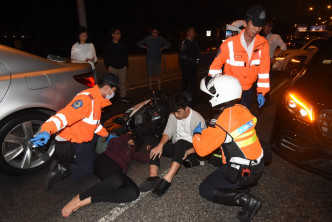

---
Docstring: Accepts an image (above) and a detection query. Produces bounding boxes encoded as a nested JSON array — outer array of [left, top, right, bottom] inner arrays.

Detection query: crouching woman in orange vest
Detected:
[[193, 75, 264, 222], [31, 73, 119, 190]]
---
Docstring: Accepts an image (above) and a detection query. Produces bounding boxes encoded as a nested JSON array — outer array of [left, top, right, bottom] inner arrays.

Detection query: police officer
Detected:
[[193, 75, 264, 222], [31, 73, 119, 190], [208, 5, 270, 110], [179, 27, 200, 101]]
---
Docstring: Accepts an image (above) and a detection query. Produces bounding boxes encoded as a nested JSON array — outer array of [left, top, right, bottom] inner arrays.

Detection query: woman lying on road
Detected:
[[62, 133, 149, 218]]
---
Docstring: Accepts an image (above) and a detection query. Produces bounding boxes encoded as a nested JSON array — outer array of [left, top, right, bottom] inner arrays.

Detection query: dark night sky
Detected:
[[1, 0, 331, 56]]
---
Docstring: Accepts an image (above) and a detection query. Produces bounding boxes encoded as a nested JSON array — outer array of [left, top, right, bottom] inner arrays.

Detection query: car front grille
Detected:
[[318, 109, 332, 138], [278, 132, 315, 153]]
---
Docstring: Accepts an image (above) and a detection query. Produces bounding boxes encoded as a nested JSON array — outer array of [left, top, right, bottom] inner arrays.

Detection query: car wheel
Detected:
[[0, 111, 55, 175]]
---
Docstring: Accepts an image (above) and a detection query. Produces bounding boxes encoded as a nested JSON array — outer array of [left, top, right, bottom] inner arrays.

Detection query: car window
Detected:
[[303, 39, 327, 50], [286, 39, 308, 49]]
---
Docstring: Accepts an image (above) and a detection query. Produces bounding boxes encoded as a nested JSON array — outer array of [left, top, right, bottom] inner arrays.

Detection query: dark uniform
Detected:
[[179, 39, 200, 99]]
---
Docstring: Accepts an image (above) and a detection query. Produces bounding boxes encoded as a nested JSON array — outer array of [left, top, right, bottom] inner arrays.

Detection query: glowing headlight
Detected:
[[286, 93, 314, 123], [275, 57, 285, 61]]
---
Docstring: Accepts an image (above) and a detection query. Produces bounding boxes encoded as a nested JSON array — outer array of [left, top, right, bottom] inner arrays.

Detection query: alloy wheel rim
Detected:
[[2, 120, 55, 170]]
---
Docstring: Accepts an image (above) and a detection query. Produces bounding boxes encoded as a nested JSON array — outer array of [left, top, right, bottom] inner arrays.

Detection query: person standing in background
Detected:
[[208, 5, 270, 110], [179, 27, 200, 102], [137, 28, 171, 91], [263, 21, 287, 64], [71, 26, 98, 81], [104, 28, 130, 103]]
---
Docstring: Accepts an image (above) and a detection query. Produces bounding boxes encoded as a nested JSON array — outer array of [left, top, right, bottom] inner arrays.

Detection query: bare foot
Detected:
[[72, 197, 91, 212], [62, 195, 80, 218]]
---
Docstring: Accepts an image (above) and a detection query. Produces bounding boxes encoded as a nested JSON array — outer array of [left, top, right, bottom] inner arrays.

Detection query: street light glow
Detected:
[[309, 7, 313, 10], [327, 5, 331, 9], [318, 17, 322, 20]]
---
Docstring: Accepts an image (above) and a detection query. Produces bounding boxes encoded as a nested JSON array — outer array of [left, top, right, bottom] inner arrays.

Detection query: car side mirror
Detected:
[[289, 56, 306, 76]]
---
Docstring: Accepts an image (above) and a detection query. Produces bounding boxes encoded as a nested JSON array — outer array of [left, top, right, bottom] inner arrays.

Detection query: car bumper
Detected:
[[271, 102, 332, 179]]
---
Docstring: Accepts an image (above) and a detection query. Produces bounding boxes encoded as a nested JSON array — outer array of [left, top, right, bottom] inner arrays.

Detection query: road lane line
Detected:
[[98, 170, 168, 222], [270, 79, 289, 95]]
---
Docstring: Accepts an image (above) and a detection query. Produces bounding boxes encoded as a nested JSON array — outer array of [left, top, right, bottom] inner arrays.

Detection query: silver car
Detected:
[[0, 44, 95, 175]]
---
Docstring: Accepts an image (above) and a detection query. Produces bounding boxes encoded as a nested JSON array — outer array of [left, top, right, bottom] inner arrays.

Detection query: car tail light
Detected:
[[73, 72, 95, 88], [285, 92, 314, 123]]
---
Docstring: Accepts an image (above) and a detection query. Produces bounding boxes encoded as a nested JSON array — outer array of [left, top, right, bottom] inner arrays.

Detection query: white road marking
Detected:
[[98, 171, 168, 222], [270, 79, 289, 95]]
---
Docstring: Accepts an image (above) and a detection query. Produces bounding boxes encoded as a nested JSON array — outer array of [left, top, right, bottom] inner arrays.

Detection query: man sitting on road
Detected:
[[139, 94, 206, 197]]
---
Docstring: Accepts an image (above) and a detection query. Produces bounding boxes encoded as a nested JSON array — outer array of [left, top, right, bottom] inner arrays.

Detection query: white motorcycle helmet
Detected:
[[200, 75, 242, 107], [225, 20, 246, 38]]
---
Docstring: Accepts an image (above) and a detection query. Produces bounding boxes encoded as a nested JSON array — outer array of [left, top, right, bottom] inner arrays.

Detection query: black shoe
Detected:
[[183, 157, 201, 168], [121, 97, 131, 103], [152, 179, 171, 198], [45, 159, 69, 191], [237, 195, 262, 222], [139, 176, 161, 192]]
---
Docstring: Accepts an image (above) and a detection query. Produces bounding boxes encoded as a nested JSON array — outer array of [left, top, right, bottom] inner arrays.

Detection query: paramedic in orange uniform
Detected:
[[208, 5, 270, 110], [193, 75, 264, 222], [31, 73, 119, 190]]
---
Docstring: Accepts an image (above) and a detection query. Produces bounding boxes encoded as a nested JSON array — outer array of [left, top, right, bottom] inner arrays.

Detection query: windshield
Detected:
[[285, 38, 308, 49], [309, 39, 332, 66]]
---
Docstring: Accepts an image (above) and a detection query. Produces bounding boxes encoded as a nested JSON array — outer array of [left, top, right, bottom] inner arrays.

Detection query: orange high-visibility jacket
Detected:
[[193, 104, 263, 164], [41, 85, 111, 143], [209, 30, 270, 95]]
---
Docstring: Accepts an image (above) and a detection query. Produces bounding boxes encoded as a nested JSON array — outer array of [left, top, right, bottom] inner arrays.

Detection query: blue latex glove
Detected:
[[257, 94, 265, 108], [193, 122, 203, 134], [106, 134, 118, 144], [30, 132, 50, 147]]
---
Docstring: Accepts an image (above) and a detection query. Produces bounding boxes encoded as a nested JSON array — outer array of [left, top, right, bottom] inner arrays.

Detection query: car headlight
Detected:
[[285, 92, 314, 123], [275, 53, 289, 61]]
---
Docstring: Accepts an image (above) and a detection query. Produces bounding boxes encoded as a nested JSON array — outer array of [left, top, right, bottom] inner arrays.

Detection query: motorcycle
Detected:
[[97, 92, 170, 153]]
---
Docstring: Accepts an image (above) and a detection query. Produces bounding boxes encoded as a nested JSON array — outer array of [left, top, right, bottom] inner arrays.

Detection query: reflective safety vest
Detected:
[[193, 104, 263, 164], [208, 30, 270, 95], [41, 85, 111, 143]]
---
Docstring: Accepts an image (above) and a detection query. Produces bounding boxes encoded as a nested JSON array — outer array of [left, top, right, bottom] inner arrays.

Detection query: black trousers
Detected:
[[199, 162, 264, 201], [149, 140, 193, 166], [55, 134, 99, 180], [79, 153, 139, 203], [181, 63, 197, 98], [240, 86, 253, 110]]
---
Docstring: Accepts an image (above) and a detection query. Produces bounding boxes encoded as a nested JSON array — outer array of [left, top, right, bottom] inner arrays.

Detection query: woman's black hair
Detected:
[[77, 26, 90, 44]]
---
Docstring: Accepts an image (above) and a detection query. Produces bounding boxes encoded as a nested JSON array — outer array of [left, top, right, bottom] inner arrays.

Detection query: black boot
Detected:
[[45, 159, 70, 191], [213, 188, 261, 222]]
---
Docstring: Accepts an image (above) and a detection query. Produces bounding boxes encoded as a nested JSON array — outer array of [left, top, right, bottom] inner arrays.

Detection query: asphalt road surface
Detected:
[[1, 71, 331, 222]]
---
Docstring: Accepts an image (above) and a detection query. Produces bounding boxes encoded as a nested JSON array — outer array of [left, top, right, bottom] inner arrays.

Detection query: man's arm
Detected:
[[193, 125, 226, 157], [137, 37, 147, 48], [161, 37, 171, 49], [257, 41, 270, 95], [41, 95, 91, 135], [275, 35, 287, 57], [208, 41, 228, 77]]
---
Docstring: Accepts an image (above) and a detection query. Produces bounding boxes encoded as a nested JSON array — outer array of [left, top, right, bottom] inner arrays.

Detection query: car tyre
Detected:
[[0, 110, 55, 175]]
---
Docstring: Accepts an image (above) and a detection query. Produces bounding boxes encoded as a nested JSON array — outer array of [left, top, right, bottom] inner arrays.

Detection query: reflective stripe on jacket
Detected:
[[41, 85, 111, 143], [193, 104, 263, 164], [208, 30, 270, 95]]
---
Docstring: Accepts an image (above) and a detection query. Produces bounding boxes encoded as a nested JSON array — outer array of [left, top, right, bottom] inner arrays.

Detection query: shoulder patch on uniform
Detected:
[[71, 100, 83, 109]]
